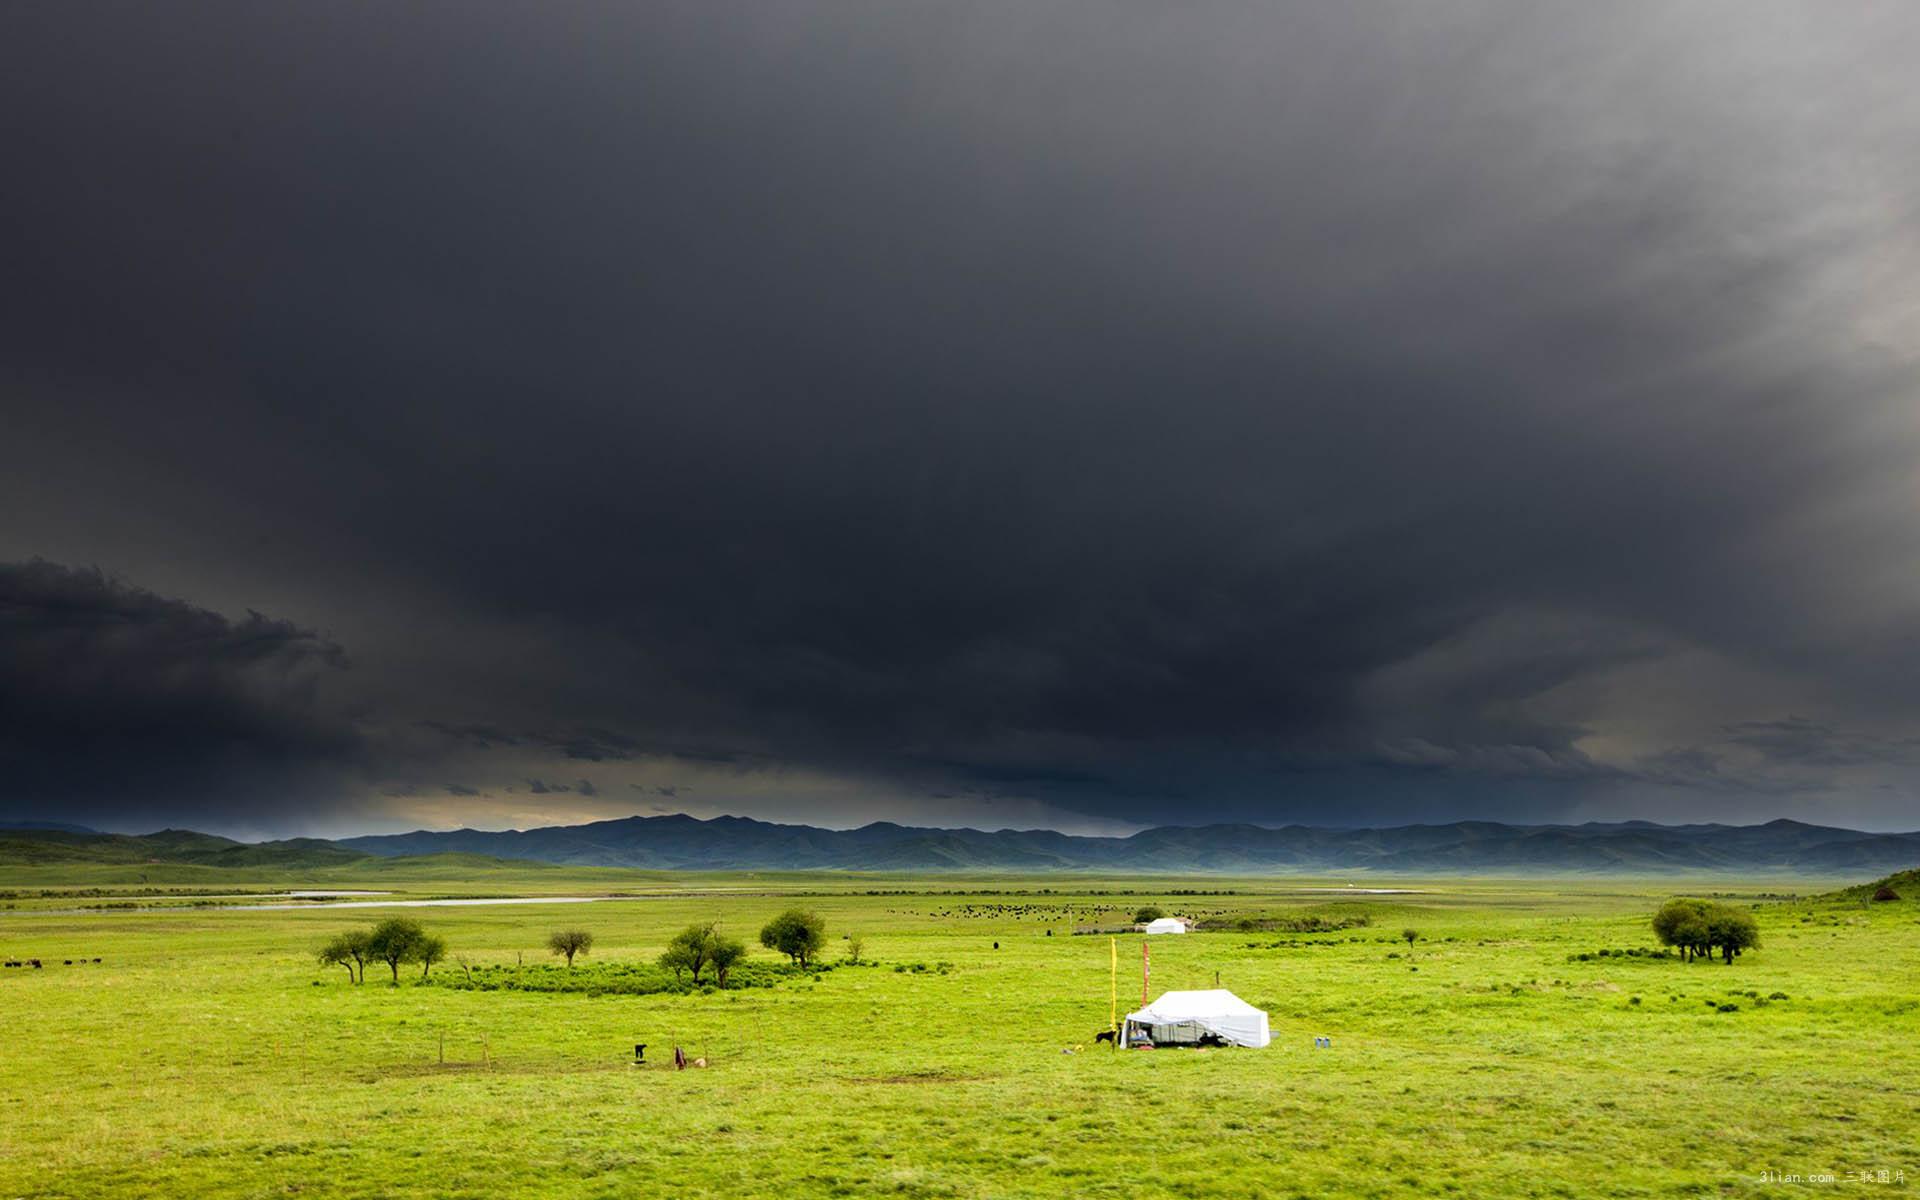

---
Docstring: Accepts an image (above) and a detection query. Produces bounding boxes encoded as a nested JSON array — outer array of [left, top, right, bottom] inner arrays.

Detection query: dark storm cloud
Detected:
[[1722, 720, 1920, 770], [0, 561, 365, 830], [419, 724, 521, 751], [535, 731, 642, 764], [4, 3, 1920, 832]]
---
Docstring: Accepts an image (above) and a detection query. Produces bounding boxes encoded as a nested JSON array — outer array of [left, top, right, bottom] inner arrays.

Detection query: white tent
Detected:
[[1121, 989, 1270, 1048], [1142, 917, 1189, 935]]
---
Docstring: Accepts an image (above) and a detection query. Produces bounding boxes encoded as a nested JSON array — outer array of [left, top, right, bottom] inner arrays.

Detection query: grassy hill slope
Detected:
[[1828, 867, 1920, 903]]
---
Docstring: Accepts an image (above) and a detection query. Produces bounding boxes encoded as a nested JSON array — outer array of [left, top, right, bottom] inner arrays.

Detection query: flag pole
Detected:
[[1109, 937, 1117, 1034]]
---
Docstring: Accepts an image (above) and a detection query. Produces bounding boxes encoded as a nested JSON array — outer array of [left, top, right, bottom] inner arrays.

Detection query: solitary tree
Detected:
[[845, 934, 865, 964], [759, 909, 826, 967], [415, 933, 447, 980], [367, 917, 430, 984], [319, 930, 370, 984], [1134, 906, 1165, 925], [548, 929, 594, 968], [1401, 929, 1420, 947]]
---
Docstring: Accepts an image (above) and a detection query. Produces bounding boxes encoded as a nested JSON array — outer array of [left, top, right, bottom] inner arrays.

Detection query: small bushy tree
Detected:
[[415, 934, 447, 980], [319, 930, 370, 984], [1134, 906, 1165, 925], [368, 917, 430, 984], [659, 923, 748, 986], [1707, 906, 1759, 963], [759, 909, 826, 967], [1652, 898, 1710, 960], [548, 929, 594, 968], [845, 934, 865, 964], [1402, 929, 1420, 947], [709, 932, 747, 985], [661, 922, 718, 983], [1652, 898, 1758, 963]]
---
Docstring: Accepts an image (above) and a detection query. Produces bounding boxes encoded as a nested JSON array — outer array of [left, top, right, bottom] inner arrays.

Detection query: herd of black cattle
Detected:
[[3, 957, 102, 967]]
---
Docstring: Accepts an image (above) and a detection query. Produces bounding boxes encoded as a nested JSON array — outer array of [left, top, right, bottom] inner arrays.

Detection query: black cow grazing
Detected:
[[1094, 1030, 1118, 1047], [64, 960, 73, 966], [30, 960, 42, 968], [634, 1043, 648, 1062]]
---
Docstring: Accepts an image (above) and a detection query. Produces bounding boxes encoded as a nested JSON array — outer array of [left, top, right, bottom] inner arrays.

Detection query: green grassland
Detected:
[[1, 865, 1916, 1199]]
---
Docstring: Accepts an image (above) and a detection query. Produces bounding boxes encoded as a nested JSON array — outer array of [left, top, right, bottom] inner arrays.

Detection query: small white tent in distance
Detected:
[[1142, 917, 1189, 934], [1122, 989, 1270, 1048]]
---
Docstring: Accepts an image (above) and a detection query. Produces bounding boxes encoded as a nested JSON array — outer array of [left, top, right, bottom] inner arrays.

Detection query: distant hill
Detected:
[[0, 830, 566, 880], [0, 820, 99, 835], [6, 814, 1915, 876], [333, 813, 1920, 875], [0, 829, 367, 870]]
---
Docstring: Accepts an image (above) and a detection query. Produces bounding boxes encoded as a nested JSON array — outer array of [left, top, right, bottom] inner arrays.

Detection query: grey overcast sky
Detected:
[[5, 2, 1920, 838]]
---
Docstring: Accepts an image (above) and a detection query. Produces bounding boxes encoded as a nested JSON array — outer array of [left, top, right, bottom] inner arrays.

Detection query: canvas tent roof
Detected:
[[1142, 917, 1189, 934], [1122, 989, 1270, 1048]]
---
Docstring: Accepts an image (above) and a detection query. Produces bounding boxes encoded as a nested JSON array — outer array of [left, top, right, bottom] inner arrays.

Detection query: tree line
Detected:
[[318, 918, 446, 984], [319, 908, 838, 986], [1651, 898, 1759, 963], [658, 908, 830, 984]]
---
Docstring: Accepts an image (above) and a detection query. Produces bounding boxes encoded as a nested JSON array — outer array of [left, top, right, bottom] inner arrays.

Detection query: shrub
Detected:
[[1133, 906, 1165, 924], [1195, 913, 1370, 934], [425, 959, 828, 996], [1872, 885, 1900, 902]]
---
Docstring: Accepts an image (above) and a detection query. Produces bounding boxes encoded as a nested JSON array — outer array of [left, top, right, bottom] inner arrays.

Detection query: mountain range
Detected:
[[338, 813, 1920, 874], [4, 814, 1917, 875]]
